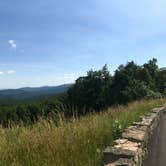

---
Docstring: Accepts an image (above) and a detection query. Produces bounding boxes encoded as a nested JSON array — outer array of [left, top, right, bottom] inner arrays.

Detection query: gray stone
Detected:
[[103, 140, 142, 165], [122, 128, 147, 142], [127, 125, 148, 132], [105, 158, 134, 166], [103, 106, 166, 166]]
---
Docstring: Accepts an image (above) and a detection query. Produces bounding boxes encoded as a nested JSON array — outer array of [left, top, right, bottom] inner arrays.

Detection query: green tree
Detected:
[[110, 61, 140, 104], [68, 65, 112, 111], [156, 68, 166, 96]]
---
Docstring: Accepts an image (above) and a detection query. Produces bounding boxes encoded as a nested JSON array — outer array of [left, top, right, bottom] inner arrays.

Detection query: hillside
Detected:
[[0, 59, 165, 127], [0, 99, 165, 166], [0, 84, 72, 102]]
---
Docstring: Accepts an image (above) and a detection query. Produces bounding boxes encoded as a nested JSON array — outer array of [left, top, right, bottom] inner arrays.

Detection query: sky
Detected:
[[0, 0, 166, 89]]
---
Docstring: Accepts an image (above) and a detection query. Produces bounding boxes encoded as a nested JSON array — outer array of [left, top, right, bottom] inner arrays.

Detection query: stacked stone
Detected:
[[103, 106, 166, 166]]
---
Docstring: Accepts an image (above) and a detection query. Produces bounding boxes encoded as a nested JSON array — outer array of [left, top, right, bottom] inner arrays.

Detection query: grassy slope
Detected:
[[0, 99, 165, 166]]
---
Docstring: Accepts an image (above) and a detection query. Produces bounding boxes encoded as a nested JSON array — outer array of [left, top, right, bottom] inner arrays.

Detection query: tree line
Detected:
[[67, 58, 165, 111], [0, 58, 165, 126]]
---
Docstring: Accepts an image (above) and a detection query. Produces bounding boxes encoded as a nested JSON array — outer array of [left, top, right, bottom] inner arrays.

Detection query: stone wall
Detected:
[[103, 106, 166, 166]]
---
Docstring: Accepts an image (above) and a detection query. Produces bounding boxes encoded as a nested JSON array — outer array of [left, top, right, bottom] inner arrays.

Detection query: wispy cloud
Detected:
[[7, 70, 15, 74], [8, 40, 17, 49], [0, 71, 4, 75]]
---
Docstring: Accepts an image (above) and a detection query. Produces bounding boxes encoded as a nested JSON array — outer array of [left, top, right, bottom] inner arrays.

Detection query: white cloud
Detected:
[[7, 70, 15, 74], [0, 71, 4, 75], [8, 40, 17, 49]]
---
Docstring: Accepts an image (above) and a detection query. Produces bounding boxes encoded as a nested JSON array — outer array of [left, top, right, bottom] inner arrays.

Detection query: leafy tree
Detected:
[[68, 65, 112, 111], [0, 58, 164, 126], [109, 61, 140, 104], [16, 105, 30, 123], [121, 79, 161, 103], [143, 58, 158, 89], [156, 68, 166, 96]]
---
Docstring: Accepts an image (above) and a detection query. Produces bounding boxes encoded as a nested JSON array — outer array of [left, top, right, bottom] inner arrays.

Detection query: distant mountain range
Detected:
[[159, 67, 166, 71], [0, 84, 73, 101]]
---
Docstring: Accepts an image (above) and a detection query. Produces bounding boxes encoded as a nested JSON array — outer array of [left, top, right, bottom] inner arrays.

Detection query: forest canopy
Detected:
[[0, 58, 165, 126], [68, 58, 165, 110]]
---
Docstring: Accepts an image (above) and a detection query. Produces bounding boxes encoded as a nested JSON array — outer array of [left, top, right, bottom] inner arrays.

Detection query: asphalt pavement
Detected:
[[143, 113, 166, 166]]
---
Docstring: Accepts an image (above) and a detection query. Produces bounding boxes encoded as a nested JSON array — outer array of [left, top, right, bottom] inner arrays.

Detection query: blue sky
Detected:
[[0, 0, 166, 89]]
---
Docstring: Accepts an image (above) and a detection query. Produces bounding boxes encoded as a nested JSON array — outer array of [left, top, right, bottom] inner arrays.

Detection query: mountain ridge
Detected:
[[0, 83, 73, 101]]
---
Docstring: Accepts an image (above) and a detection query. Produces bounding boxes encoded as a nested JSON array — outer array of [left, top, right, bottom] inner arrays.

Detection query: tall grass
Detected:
[[0, 99, 165, 166]]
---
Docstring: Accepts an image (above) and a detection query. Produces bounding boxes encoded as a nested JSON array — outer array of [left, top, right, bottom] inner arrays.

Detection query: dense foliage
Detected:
[[0, 93, 67, 126], [68, 58, 165, 110], [68, 65, 112, 111], [0, 58, 165, 126]]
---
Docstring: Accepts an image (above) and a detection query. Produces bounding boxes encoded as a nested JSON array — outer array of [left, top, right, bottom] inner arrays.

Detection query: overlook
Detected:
[[0, 0, 166, 165]]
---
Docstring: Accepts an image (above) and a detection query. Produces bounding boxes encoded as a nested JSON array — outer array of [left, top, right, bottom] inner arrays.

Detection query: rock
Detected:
[[103, 106, 166, 166], [103, 140, 142, 165], [122, 128, 147, 143], [152, 107, 165, 114], [127, 125, 148, 132], [105, 158, 134, 166], [114, 139, 128, 144]]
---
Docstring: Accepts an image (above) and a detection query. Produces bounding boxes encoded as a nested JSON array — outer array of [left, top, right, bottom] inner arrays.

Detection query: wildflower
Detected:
[[96, 148, 101, 153]]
